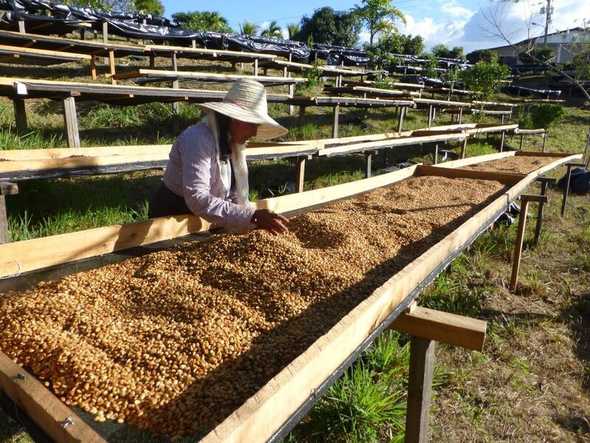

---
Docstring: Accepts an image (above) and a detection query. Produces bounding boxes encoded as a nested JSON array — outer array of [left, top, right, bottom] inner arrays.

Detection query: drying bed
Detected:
[[465, 155, 557, 174], [0, 175, 506, 438]]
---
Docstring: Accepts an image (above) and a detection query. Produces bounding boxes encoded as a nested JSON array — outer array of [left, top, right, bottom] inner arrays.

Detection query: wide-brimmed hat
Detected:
[[199, 78, 288, 141]]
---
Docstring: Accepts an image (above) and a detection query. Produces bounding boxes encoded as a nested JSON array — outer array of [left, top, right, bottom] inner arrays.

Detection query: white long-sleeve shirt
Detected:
[[162, 122, 255, 230]]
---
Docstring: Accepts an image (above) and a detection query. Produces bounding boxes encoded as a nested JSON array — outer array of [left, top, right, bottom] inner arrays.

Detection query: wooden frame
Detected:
[[0, 152, 581, 441]]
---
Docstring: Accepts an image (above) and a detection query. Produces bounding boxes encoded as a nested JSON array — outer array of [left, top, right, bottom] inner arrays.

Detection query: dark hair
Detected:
[[216, 112, 232, 161]]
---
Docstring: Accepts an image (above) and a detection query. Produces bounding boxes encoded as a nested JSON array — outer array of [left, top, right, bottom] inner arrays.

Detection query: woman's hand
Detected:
[[251, 209, 289, 235]]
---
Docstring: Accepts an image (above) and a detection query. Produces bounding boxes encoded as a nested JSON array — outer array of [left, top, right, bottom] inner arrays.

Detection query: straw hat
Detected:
[[199, 79, 288, 141]]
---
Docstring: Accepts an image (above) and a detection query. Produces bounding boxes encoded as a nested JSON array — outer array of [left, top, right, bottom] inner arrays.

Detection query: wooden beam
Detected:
[[108, 49, 116, 85], [510, 195, 531, 291], [332, 105, 340, 138], [62, 96, 80, 149], [13, 99, 27, 133], [0, 182, 17, 244], [90, 55, 97, 80], [391, 306, 487, 351], [405, 338, 435, 443], [416, 165, 525, 185], [295, 157, 306, 193], [0, 352, 105, 442]]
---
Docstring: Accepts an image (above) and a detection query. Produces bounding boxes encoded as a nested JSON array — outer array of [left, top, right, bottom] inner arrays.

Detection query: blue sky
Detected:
[[160, 0, 589, 52]]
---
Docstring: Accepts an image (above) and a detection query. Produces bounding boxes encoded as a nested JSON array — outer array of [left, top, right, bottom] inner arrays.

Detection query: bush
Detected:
[[519, 104, 564, 129], [459, 59, 510, 99]]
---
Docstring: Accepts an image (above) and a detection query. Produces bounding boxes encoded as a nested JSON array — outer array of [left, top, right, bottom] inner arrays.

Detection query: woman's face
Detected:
[[229, 119, 259, 144]]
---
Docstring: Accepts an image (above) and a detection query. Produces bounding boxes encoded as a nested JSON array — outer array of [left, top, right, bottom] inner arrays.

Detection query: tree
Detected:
[[403, 35, 424, 55], [460, 59, 511, 99], [133, 0, 163, 15], [367, 33, 424, 68], [296, 7, 361, 47], [172, 11, 232, 33], [431, 44, 464, 59], [63, 0, 113, 10], [354, 0, 405, 47], [287, 23, 300, 40], [261, 21, 283, 39], [240, 21, 259, 36]]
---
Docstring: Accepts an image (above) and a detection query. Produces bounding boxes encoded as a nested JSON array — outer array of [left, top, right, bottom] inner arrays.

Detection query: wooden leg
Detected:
[[501, 114, 506, 124], [0, 195, 8, 244], [288, 84, 295, 116], [510, 197, 530, 291], [365, 152, 373, 178], [397, 107, 405, 133], [561, 164, 574, 217], [460, 137, 468, 159], [13, 99, 27, 133], [542, 133, 547, 152], [18, 20, 26, 33], [172, 80, 180, 113], [0, 182, 19, 244], [191, 39, 196, 49], [427, 105, 433, 128], [332, 105, 340, 139], [458, 107, 463, 124], [533, 180, 549, 247], [171, 51, 178, 71], [500, 131, 506, 152], [108, 49, 117, 85], [295, 157, 306, 193], [90, 56, 97, 80], [405, 337, 436, 443], [63, 96, 80, 149], [253, 59, 259, 76], [433, 144, 439, 165], [520, 134, 524, 150]]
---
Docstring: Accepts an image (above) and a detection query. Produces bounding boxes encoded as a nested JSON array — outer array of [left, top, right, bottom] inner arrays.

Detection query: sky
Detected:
[[160, 0, 589, 53]]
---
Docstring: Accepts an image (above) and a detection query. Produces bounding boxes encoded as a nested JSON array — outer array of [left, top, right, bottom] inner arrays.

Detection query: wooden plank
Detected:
[[0, 44, 91, 61], [0, 351, 105, 443], [405, 338, 435, 443], [416, 165, 524, 185], [145, 44, 276, 61], [62, 96, 80, 149], [0, 195, 8, 244], [0, 216, 210, 279], [515, 151, 578, 158], [115, 69, 306, 85], [391, 306, 487, 351]]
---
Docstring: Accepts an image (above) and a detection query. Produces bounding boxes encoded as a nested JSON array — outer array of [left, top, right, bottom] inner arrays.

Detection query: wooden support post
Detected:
[[171, 51, 178, 72], [519, 134, 524, 150], [253, 59, 259, 76], [90, 55, 97, 80], [510, 194, 547, 291], [295, 157, 306, 193], [499, 131, 506, 152], [405, 338, 435, 443], [460, 137, 468, 159], [501, 114, 506, 124], [365, 152, 373, 178], [192, 39, 196, 49], [298, 106, 306, 126], [18, 20, 26, 33], [13, 99, 27, 133], [62, 96, 80, 149], [332, 105, 340, 138], [102, 21, 108, 43], [149, 53, 155, 68], [542, 132, 547, 152], [0, 182, 18, 244], [427, 105, 433, 128], [433, 144, 439, 165], [561, 163, 582, 217], [584, 130, 590, 167], [397, 107, 406, 133], [288, 84, 295, 116], [458, 107, 463, 124], [108, 49, 117, 86], [533, 178, 553, 247]]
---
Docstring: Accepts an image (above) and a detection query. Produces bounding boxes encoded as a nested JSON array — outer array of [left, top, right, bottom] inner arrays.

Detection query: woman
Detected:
[[149, 79, 289, 235]]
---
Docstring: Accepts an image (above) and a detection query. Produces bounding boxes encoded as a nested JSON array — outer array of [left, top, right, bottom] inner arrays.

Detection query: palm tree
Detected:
[[261, 20, 283, 39], [287, 23, 300, 40], [354, 0, 406, 47], [240, 21, 258, 36]]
